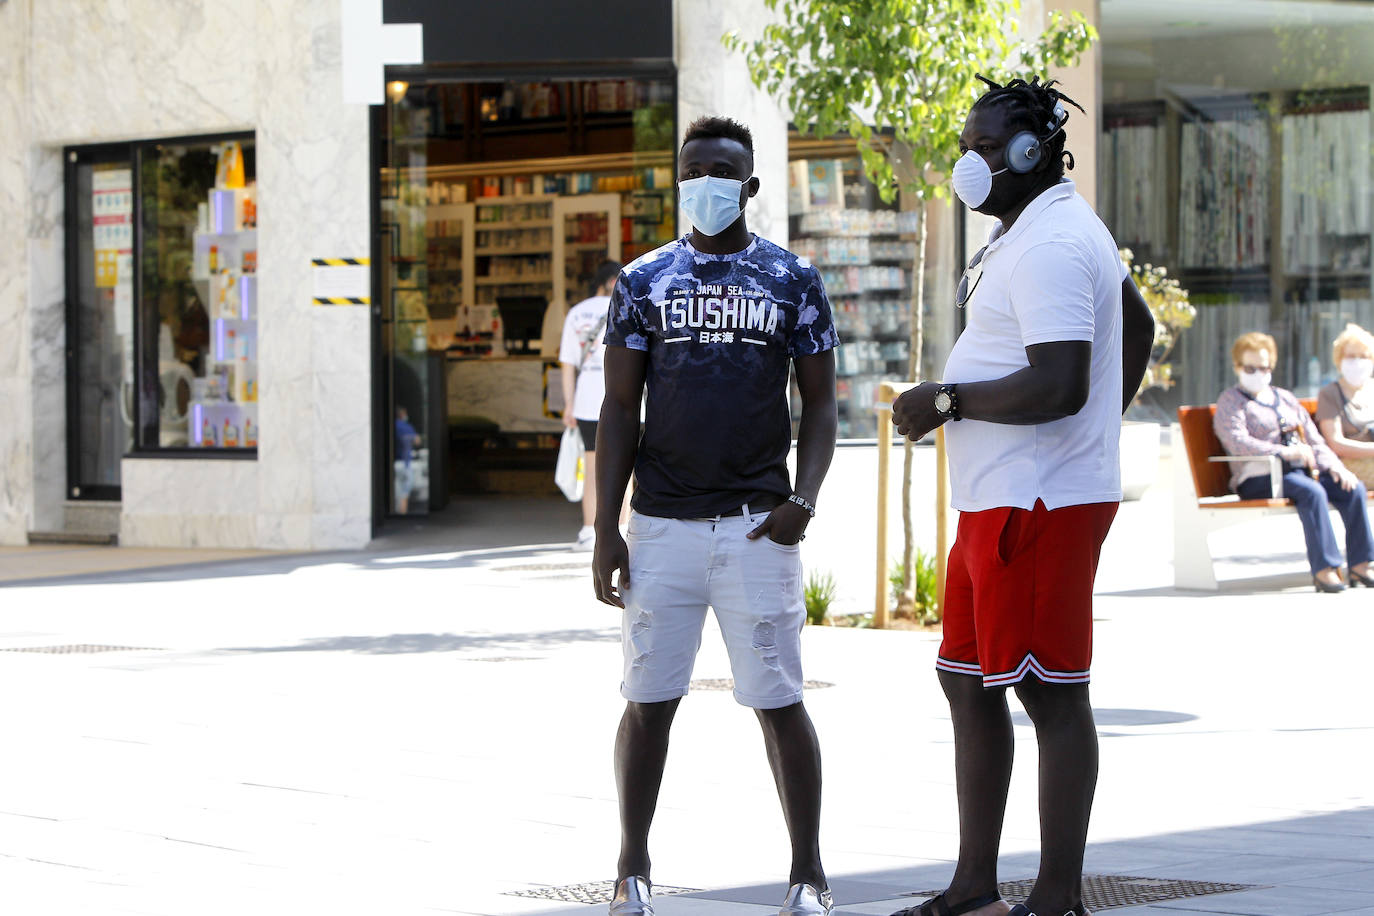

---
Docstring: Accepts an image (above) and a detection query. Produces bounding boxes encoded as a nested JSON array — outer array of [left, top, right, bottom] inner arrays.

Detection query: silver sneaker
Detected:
[[780, 882, 833, 915], [609, 876, 653, 915]]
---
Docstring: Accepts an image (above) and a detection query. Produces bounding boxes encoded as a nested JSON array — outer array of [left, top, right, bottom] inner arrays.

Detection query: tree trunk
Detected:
[[899, 204, 929, 614]]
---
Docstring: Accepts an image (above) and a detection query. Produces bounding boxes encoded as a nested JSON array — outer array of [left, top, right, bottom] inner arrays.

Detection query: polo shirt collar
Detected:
[[987, 178, 1076, 251]]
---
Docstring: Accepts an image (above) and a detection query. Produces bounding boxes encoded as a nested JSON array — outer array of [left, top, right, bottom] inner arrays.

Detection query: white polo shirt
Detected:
[[943, 179, 1125, 512]]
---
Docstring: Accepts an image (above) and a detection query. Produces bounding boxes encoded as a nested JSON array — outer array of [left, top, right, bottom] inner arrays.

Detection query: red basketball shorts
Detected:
[[937, 499, 1118, 688]]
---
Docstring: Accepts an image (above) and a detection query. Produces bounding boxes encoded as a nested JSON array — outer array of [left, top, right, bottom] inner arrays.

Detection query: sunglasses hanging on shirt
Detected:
[[956, 245, 988, 308]]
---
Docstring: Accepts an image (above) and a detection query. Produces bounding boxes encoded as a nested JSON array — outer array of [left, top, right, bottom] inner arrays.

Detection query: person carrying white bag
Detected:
[[559, 261, 623, 551]]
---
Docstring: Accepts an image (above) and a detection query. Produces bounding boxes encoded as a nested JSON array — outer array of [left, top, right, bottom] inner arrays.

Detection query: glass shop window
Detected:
[[138, 136, 258, 450]]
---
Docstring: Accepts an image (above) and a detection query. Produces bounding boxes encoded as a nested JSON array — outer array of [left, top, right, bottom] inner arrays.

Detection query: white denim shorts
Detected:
[[620, 506, 806, 709]]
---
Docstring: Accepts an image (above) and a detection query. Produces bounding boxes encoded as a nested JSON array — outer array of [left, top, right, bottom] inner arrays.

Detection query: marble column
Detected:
[[1023, 0, 1102, 209], [0, 0, 34, 544], [675, 0, 790, 245], [254, 0, 372, 550]]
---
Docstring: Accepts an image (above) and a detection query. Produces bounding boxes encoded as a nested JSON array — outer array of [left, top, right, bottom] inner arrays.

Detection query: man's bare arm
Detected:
[[592, 346, 647, 607], [1120, 276, 1155, 414]]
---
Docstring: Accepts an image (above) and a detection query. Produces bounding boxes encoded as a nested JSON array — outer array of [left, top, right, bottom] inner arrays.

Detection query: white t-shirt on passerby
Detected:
[[558, 295, 611, 421], [942, 179, 1126, 512]]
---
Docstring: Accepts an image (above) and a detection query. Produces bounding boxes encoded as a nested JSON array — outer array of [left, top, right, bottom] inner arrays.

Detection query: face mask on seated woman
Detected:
[[1341, 357, 1373, 388], [1237, 367, 1271, 395]]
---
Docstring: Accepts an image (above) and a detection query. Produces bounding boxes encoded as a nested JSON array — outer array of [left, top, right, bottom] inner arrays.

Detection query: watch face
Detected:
[[935, 392, 952, 413]]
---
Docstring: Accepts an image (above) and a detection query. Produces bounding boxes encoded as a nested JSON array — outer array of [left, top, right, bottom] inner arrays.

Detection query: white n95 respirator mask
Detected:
[[951, 150, 1009, 210], [679, 175, 746, 236]]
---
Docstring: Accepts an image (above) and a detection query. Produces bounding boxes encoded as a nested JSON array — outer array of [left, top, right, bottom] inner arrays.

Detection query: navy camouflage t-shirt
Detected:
[[604, 234, 839, 518]]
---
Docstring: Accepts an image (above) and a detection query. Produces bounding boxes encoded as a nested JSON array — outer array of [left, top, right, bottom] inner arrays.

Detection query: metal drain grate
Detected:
[[910, 874, 1258, 910], [0, 644, 163, 655], [690, 678, 835, 691], [507, 881, 700, 903]]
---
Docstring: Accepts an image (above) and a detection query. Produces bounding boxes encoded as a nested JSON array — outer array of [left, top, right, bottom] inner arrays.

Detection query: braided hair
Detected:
[[971, 75, 1086, 179]]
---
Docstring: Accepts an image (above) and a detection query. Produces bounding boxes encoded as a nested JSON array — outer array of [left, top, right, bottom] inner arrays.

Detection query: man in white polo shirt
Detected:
[[890, 76, 1154, 916]]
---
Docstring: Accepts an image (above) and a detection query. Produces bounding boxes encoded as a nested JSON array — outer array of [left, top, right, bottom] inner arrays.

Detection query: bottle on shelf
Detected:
[[223, 418, 239, 448]]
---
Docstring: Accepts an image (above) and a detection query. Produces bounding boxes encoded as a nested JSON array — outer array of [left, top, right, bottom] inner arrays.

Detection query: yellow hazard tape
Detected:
[[312, 297, 371, 305], [311, 258, 370, 267]]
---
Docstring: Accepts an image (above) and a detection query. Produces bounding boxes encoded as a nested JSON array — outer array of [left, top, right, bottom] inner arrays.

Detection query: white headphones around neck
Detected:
[[1003, 100, 1069, 175]]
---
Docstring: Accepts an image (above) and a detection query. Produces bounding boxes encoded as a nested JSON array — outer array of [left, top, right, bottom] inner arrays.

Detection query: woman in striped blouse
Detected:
[[1213, 331, 1372, 593]]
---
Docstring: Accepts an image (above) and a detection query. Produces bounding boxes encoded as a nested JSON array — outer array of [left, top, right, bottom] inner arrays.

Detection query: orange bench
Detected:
[[1173, 398, 1344, 589]]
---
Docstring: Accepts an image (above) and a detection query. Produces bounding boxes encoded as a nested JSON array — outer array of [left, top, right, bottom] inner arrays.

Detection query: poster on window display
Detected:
[[92, 167, 133, 289], [807, 160, 844, 210]]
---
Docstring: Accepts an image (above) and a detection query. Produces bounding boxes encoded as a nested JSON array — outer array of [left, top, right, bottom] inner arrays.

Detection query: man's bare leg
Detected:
[[1014, 680, 1096, 914], [755, 701, 827, 890], [614, 698, 680, 882], [937, 669, 1014, 916]]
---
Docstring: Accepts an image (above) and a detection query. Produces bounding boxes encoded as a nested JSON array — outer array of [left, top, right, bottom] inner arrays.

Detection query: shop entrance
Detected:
[[372, 70, 676, 526]]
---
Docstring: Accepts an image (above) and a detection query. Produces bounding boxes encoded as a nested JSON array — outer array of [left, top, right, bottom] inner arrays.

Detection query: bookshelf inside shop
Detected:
[[1099, 85, 1374, 405], [383, 76, 678, 493], [788, 156, 919, 439]]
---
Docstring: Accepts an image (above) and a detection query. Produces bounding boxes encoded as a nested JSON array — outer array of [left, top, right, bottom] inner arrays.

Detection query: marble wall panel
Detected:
[[253, 0, 372, 548], [310, 514, 370, 551], [675, 0, 789, 245], [28, 0, 258, 145], [0, 1, 33, 543], [29, 148, 67, 532], [120, 514, 260, 549], [310, 308, 371, 524], [120, 458, 260, 517], [256, 511, 313, 551]]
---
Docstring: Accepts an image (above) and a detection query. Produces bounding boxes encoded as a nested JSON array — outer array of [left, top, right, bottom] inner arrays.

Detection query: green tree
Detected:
[[725, 0, 1095, 617]]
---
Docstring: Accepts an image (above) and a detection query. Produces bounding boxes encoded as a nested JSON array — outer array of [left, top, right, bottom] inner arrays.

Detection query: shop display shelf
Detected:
[[475, 274, 553, 285], [474, 246, 550, 256], [474, 193, 559, 204], [475, 219, 552, 229]]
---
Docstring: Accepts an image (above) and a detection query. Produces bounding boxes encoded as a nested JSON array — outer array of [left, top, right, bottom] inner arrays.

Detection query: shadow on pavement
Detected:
[[0, 497, 586, 589], [509, 806, 1374, 915], [221, 628, 618, 655]]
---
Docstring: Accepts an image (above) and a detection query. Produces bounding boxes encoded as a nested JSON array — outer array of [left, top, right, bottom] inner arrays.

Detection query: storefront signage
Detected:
[[312, 257, 371, 305], [382, 0, 671, 66], [341, 0, 423, 105], [92, 167, 132, 290]]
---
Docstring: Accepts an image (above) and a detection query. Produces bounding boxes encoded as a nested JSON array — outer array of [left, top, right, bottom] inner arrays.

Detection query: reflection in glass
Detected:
[[1099, 1, 1374, 413], [71, 157, 135, 495]]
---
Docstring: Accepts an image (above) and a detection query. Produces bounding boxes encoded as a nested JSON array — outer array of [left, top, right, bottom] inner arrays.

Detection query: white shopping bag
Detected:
[[555, 426, 584, 502]]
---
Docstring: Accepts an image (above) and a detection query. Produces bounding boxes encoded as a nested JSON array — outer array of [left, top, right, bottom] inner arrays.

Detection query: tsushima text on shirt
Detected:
[[657, 284, 781, 343]]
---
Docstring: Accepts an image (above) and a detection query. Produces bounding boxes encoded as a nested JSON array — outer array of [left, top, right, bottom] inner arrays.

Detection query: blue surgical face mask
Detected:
[[679, 175, 747, 236]]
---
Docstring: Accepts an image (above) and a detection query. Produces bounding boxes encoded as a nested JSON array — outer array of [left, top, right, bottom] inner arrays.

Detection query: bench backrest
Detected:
[[1176, 397, 1319, 500]]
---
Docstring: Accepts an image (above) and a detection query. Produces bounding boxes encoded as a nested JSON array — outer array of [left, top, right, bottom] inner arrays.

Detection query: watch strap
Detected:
[[787, 493, 816, 517]]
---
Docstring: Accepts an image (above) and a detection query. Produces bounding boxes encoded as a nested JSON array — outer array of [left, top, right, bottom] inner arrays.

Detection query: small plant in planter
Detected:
[[803, 569, 837, 626], [1120, 248, 1197, 406], [889, 550, 941, 626]]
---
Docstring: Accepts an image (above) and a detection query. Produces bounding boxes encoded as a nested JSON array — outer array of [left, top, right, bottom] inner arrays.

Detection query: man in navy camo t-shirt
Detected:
[[593, 117, 840, 916]]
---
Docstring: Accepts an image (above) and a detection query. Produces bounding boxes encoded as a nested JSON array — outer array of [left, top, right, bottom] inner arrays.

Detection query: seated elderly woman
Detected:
[[1214, 331, 1373, 593], [1316, 323, 1374, 488]]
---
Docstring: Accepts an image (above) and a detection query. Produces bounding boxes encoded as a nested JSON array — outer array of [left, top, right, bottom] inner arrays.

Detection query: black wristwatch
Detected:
[[934, 383, 961, 422]]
